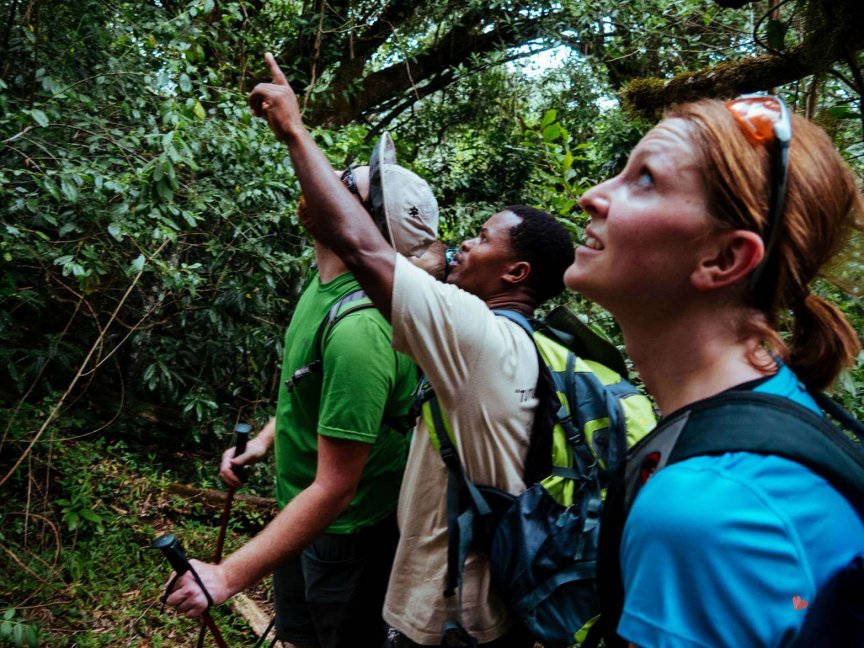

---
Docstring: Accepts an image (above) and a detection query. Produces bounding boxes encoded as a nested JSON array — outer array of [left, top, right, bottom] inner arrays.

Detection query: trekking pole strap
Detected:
[[153, 534, 227, 647]]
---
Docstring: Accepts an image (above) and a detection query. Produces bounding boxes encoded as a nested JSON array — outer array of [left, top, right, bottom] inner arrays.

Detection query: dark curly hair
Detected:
[[505, 205, 575, 303]]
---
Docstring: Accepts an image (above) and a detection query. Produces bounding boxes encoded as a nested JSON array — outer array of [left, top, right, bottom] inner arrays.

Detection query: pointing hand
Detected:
[[249, 52, 303, 142]]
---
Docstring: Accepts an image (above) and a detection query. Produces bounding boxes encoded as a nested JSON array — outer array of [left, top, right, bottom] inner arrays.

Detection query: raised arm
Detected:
[[249, 53, 396, 319]]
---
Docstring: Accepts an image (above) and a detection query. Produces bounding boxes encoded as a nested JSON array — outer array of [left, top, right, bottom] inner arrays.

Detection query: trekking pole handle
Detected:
[[232, 423, 251, 482], [152, 533, 192, 576], [234, 423, 250, 456], [151, 534, 229, 647]]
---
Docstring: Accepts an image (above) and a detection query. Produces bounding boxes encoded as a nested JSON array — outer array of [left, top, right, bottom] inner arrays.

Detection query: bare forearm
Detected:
[[256, 417, 276, 450], [219, 480, 351, 595], [250, 54, 396, 317], [167, 433, 371, 617]]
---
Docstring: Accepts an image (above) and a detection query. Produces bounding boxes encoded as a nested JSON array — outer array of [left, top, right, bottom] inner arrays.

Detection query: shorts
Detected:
[[273, 513, 398, 648]]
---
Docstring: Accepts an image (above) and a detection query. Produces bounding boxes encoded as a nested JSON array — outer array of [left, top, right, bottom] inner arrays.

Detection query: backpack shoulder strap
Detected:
[[427, 395, 493, 598], [598, 390, 864, 648], [283, 289, 372, 392], [321, 288, 414, 434], [493, 308, 535, 336], [492, 310, 570, 483], [325, 289, 374, 328], [668, 391, 864, 509]]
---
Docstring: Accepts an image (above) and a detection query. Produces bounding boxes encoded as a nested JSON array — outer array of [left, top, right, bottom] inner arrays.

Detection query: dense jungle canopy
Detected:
[[1, 0, 863, 644]]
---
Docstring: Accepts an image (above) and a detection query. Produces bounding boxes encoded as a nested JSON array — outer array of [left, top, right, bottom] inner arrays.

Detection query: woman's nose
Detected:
[[579, 180, 611, 219]]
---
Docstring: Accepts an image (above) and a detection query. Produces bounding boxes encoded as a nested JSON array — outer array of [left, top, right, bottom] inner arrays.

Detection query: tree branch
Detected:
[[308, 9, 561, 126], [621, 32, 864, 116]]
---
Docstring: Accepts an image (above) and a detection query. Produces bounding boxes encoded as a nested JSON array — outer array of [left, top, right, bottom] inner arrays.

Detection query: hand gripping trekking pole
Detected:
[[152, 533, 228, 648], [195, 422, 252, 648], [214, 423, 251, 561]]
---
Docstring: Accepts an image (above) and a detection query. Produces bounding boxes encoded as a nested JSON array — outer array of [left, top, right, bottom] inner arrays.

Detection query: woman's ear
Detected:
[[504, 260, 532, 286], [691, 230, 764, 291]]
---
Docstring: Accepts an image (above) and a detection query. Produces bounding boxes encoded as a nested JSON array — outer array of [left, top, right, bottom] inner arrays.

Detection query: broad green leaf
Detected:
[[193, 100, 206, 120], [25, 626, 38, 648], [540, 109, 557, 128], [108, 223, 123, 241], [542, 123, 562, 142], [827, 106, 861, 120], [29, 109, 49, 127], [2, 609, 13, 621], [179, 74, 192, 93], [60, 177, 78, 203], [130, 254, 146, 274], [156, 180, 174, 201], [80, 509, 102, 523]]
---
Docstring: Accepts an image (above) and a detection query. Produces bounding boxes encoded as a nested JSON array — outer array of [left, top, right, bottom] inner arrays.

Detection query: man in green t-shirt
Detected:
[[165, 147, 439, 648]]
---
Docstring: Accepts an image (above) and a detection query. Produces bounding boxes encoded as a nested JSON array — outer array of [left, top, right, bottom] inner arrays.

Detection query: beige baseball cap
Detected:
[[368, 133, 439, 257]]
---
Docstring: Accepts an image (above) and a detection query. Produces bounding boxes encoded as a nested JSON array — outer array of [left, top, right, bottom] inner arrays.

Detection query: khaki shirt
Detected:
[[382, 255, 539, 644]]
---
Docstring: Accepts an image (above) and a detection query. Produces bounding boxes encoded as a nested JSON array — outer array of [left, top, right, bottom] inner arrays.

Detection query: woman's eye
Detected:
[[635, 168, 654, 189]]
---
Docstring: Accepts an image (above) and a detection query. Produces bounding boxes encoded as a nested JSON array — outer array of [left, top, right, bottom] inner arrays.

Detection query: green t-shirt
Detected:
[[274, 269, 416, 534]]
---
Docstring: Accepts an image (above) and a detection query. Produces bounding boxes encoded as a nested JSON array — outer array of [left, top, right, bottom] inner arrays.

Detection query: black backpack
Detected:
[[597, 390, 864, 648], [419, 307, 656, 647]]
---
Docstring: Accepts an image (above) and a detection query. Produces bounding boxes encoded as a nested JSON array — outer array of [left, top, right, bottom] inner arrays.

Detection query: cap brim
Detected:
[[368, 133, 396, 243]]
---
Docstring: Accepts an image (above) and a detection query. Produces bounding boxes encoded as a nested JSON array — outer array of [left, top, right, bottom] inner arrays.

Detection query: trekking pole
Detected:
[[214, 422, 251, 562], [195, 422, 252, 648], [152, 533, 229, 648]]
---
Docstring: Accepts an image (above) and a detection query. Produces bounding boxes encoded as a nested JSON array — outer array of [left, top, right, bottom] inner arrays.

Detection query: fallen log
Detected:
[[166, 483, 277, 511], [230, 593, 276, 640]]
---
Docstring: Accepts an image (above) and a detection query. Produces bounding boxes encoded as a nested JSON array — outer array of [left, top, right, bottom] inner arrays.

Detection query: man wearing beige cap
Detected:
[[164, 131, 439, 648]]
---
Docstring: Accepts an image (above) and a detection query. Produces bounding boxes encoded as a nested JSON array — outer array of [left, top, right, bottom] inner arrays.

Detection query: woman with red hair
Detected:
[[566, 97, 864, 647]]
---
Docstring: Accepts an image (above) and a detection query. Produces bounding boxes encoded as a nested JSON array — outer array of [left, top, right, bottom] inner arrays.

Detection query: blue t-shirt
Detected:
[[618, 365, 864, 647]]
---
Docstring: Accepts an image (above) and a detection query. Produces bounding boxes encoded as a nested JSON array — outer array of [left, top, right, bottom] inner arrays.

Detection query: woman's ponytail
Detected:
[[789, 292, 861, 392]]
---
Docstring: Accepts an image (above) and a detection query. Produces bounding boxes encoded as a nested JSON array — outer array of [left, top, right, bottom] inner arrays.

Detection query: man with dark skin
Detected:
[[170, 53, 575, 647], [249, 52, 577, 647]]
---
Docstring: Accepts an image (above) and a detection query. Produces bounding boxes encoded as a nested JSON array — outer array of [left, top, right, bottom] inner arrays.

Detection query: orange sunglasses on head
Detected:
[[724, 95, 792, 295]]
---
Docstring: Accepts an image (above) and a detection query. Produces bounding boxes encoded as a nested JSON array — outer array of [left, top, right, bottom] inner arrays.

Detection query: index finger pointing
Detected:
[[264, 52, 289, 86]]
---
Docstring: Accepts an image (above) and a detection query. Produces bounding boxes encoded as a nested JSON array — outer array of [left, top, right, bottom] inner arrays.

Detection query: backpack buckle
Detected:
[[440, 444, 456, 464], [284, 361, 321, 392]]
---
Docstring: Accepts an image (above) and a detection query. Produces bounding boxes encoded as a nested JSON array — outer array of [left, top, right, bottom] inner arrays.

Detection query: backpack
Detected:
[[420, 306, 656, 648], [597, 389, 864, 648]]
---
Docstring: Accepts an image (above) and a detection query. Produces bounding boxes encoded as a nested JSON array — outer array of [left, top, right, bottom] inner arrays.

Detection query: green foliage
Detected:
[[0, 432, 267, 645], [0, 1, 312, 443], [56, 473, 105, 534], [0, 609, 39, 648]]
